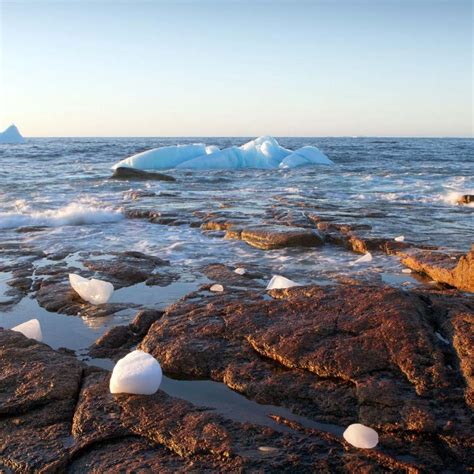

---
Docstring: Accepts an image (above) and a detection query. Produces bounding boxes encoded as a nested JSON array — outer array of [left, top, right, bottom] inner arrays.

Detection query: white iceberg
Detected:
[[394, 235, 405, 242], [343, 423, 379, 449], [266, 275, 301, 290], [279, 146, 335, 168], [12, 319, 42, 342], [210, 283, 224, 292], [112, 136, 332, 170], [110, 350, 162, 395], [0, 124, 25, 144], [69, 273, 114, 305], [352, 252, 373, 265]]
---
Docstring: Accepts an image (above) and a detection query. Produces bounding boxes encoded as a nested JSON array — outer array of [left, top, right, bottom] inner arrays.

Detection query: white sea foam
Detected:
[[0, 201, 123, 229]]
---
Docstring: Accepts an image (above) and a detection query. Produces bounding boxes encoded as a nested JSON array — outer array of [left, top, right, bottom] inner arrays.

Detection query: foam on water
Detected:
[[0, 200, 123, 229]]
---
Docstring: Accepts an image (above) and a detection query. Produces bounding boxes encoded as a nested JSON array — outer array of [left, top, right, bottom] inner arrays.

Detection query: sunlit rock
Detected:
[[12, 319, 42, 342], [266, 274, 301, 290], [110, 350, 162, 395], [343, 423, 379, 449], [210, 284, 224, 292], [69, 273, 114, 305], [234, 267, 246, 275]]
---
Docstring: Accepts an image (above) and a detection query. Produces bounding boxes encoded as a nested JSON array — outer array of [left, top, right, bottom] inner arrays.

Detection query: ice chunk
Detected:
[[12, 319, 42, 342], [352, 252, 373, 265], [402, 268, 412, 274], [0, 124, 25, 144], [177, 136, 292, 169], [112, 143, 210, 170], [111, 136, 327, 171], [343, 423, 379, 449], [266, 275, 301, 290], [234, 267, 246, 275], [110, 350, 162, 395], [69, 273, 114, 305], [210, 284, 224, 292], [394, 235, 405, 242], [279, 146, 334, 168]]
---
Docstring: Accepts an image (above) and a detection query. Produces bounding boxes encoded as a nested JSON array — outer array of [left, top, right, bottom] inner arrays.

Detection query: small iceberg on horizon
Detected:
[[112, 136, 334, 170], [0, 124, 25, 144]]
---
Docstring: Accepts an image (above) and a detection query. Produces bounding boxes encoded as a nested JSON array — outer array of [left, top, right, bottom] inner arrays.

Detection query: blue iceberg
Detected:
[[0, 124, 25, 144], [112, 136, 334, 170]]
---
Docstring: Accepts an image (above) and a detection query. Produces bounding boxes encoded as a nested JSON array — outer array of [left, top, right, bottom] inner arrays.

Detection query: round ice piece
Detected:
[[394, 235, 405, 242], [234, 267, 246, 275], [11, 319, 42, 342], [266, 275, 301, 290], [343, 423, 379, 449], [353, 252, 373, 264], [279, 146, 334, 168], [402, 268, 412, 274], [69, 273, 114, 305], [110, 350, 162, 395], [210, 284, 224, 292]]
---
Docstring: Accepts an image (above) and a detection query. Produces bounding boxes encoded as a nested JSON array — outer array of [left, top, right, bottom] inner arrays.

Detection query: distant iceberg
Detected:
[[112, 136, 334, 170], [0, 124, 25, 144]]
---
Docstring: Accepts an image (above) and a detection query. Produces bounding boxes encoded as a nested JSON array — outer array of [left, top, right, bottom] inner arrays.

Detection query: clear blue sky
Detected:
[[0, 0, 472, 137]]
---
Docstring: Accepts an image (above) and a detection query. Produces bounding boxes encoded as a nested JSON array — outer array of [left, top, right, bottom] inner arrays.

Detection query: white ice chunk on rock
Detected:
[[343, 423, 379, 449], [210, 284, 224, 292], [266, 275, 301, 290], [69, 273, 114, 305], [234, 267, 246, 275], [112, 136, 331, 171], [110, 350, 162, 395], [352, 252, 373, 265], [12, 319, 42, 342], [0, 124, 25, 144], [394, 235, 405, 242], [402, 268, 412, 274], [279, 146, 334, 168]]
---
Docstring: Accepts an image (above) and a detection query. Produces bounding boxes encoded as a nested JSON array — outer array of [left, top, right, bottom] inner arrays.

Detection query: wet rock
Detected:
[[226, 224, 324, 250], [110, 167, 176, 182], [456, 194, 474, 205], [141, 284, 473, 471], [15, 225, 48, 233], [83, 251, 170, 288], [89, 309, 164, 360], [199, 263, 265, 287], [398, 245, 474, 292], [35, 281, 131, 317], [123, 189, 157, 200], [0, 328, 418, 472]]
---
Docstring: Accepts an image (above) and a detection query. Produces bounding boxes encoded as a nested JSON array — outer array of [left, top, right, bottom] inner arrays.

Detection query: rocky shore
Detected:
[[0, 202, 473, 472]]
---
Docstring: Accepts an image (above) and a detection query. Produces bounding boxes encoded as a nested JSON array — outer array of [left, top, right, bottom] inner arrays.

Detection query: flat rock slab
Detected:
[[230, 225, 324, 250], [398, 245, 474, 292], [0, 328, 420, 472], [141, 284, 474, 471]]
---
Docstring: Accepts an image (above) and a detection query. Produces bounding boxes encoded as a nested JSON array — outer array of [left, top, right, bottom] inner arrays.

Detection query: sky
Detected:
[[0, 0, 472, 137]]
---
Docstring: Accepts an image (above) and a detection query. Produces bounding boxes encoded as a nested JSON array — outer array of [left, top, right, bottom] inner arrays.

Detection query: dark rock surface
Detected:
[[456, 194, 474, 205], [88, 309, 164, 360], [0, 328, 423, 472], [110, 167, 176, 182], [141, 284, 474, 471]]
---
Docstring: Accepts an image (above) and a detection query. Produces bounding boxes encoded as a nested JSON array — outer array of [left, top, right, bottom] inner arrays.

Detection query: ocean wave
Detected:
[[0, 201, 123, 229]]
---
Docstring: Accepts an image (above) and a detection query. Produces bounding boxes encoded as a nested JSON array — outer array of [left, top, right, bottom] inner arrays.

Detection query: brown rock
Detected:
[[456, 194, 474, 205], [398, 245, 474, 292], [231, 225, 324, 250]]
